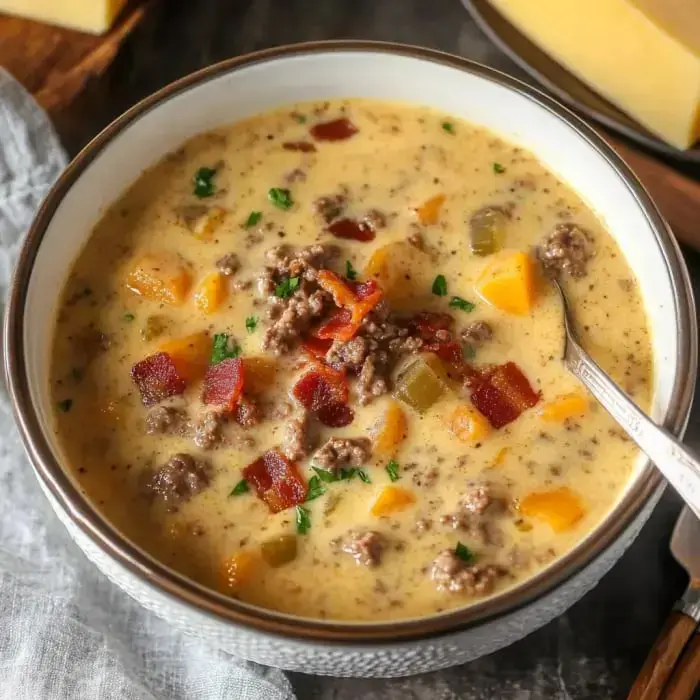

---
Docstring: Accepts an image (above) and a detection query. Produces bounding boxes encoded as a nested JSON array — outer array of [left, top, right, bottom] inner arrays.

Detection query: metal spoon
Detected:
[[552, 278, 700, 519]]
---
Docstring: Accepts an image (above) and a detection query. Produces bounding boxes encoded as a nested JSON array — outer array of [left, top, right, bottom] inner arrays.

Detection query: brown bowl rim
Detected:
[[4, 40, 697, 645]]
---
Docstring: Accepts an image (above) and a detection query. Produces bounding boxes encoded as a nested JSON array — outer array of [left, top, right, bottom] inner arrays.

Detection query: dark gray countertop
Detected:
[[58, 0, 700, 697]]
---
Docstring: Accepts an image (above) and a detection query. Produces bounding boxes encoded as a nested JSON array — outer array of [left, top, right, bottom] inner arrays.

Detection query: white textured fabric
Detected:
[[0, 69, 295, 700]]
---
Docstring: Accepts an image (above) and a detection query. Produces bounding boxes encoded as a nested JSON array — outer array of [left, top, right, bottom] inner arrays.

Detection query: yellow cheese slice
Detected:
[[487, 0, 700, 150], [0, 0, 128, 34]]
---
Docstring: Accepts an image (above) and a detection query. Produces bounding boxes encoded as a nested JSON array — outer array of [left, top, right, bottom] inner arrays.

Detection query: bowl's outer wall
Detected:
[[45, 479, 664, 677], [6, 42, 697, 676]]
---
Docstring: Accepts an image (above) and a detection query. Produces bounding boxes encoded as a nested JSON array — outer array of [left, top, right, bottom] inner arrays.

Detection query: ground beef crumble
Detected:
[[215, 253, 240, 277], [326, 336, 368, 369], [257, 244, 338, 355], [537, 223, 594, 278], [429, 549, 506, 594], [460, 321, 493, 348], [192, 410, 225, 450], [313, 436, 372, 471], [339, 530, 385, 567], [146, 453, 211, 510], [439, 482, 505, 545], [313, 191, 348, 223], [145, 405, 187, 435], [281, 412, 315, 461]]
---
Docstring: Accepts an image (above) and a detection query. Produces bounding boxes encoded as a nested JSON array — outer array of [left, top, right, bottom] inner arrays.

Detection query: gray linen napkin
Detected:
[[0, 69, 296, 700]]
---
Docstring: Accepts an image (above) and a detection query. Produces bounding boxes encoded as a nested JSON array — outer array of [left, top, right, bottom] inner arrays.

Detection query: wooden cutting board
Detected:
[[0, 2, 146, 117]]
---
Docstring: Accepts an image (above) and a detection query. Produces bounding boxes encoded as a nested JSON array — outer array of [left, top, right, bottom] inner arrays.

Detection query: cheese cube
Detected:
[[488, 0, 700, 149], [0, 0, 128, 34]]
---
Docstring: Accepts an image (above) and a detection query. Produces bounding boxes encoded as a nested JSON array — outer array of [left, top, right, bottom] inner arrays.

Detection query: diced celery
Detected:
[[469, 206, 509, 256], [260, 535, 297, 568], [394, 354, 448, 413]]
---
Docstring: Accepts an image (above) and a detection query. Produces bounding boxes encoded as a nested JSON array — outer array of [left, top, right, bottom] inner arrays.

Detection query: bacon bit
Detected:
[[310, 117, 358, 142], [282, 141, 317, 153], [316, 307, 354, 341], [243, 449, 307, 513], [410, 312, 454, 342], [317, 402, 355, 427], [317, 271, 383, 340], [424, 341, 463, 366], [292, 364, 349, 412], [470, 361, 540, 428], [203, 357, 245, 412], [327, 217, 375, 242], [348, 279, 380, 300], [317, 270, 357, 307], [301, 335, 334, 360], [131, 352, 187, 406]]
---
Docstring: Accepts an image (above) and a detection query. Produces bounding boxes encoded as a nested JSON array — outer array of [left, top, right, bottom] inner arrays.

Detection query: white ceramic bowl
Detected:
[[5, 42, 697, 678]]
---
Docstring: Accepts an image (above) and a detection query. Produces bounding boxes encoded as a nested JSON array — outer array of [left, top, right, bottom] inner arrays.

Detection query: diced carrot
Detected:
[[364, 245, 391, 282], [193, 206, 227, 241], [126, 252, 192, 306], [373, 400, 408, 457], [538, 392, 588, 422], [194, 272, 227, 314], [413, 194, 445, 225], [370, 485, 416, 517], [445, 403, 491, 443], [475, 250, 537, 315], [158, 332, 211, 382], [243, 356, 278, 395], [218, 550, 259, 593], [520, 487, 585, 532]]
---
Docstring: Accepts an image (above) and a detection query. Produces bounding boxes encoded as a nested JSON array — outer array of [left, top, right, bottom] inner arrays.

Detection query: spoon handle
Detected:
[[564, 337, 700, 519]]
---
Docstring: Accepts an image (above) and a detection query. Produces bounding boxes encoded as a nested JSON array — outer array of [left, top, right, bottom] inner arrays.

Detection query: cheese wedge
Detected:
[[488, 0, 700, 149], [0, 0, 128, 35]]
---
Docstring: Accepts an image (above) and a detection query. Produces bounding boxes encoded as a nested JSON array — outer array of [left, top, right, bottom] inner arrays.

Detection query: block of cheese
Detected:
[[487, 0, 700, 149], [0, 0, 128, 34]]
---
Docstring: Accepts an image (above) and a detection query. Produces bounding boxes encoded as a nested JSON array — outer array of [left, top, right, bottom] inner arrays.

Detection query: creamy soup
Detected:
[[51, 99, 652, 621]]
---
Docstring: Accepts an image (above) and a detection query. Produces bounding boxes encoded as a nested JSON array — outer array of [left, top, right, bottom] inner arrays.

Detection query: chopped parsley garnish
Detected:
[[339, 467, 357, 481], [70, 367, 84, 383], [449, 296, 475, 312], [229, 479, 249, 496], [244, 211, 262, 228], [210, 333, 241, 364], [193, 166, 217, 198], [245, 316, 258, 333], [442, 121, 455, 134], [432, 274, 448, 297], [57, 399, 73, 413], [358, 469, 371, 484], [463, 345, 477, 361], [268, 187, 293, 210], [274, 276, 300, 299], [312, 466, 339, 483], [123, 312, 135, 322], [295, 505, 311, 535], [493, 162, 506, 174], [292, 113, 307, 124], [346, 260, 358, 281], [305, 475, 326, 502], [386, 460, 400, 482], [455, 541, 475, 563]]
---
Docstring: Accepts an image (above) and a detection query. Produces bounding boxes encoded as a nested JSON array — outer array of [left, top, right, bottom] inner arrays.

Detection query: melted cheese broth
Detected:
[[51, 99, 652, 621]]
